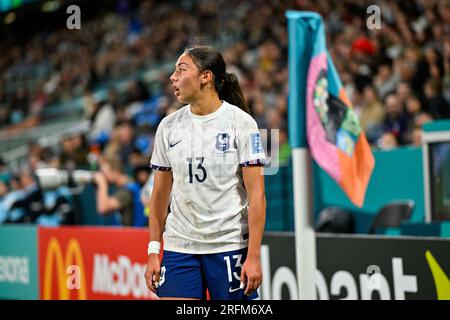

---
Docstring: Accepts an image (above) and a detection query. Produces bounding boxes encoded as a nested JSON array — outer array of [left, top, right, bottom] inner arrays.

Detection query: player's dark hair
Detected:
[[184, 45, 249, 113]]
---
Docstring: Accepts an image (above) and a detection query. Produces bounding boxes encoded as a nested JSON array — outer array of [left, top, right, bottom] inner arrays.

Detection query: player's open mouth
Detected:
[[173, 86, 180, 96]]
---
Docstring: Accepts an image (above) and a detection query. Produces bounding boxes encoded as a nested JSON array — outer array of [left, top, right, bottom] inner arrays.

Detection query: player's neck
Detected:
[[190, 93, 222, 116]]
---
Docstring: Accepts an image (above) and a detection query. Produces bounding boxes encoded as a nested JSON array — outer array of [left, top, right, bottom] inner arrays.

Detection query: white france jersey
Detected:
[[150, 101, 266, 254]]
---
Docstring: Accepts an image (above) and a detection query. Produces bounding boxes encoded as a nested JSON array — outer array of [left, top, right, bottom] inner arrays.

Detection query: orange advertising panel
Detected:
[[38, 227, 158, 300]]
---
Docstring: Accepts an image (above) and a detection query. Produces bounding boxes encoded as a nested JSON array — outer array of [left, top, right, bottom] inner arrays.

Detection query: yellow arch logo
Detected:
[[43, 237, 87, 300], [425, 250, 450, 300]]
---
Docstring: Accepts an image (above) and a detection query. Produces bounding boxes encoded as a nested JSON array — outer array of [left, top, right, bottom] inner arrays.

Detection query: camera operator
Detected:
[[1, 167, 75, 225], [94, 156, 144, 226]]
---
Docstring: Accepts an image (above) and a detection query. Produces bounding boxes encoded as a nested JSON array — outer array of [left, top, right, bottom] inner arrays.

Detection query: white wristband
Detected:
[[147, 241, 161, 255]]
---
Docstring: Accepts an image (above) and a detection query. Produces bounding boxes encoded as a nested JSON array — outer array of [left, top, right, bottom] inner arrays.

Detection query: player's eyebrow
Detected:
[[175, 62, 188, 68]]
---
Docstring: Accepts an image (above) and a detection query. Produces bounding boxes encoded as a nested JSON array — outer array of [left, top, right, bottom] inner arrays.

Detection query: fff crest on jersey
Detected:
[[215, 133, 230, 152]]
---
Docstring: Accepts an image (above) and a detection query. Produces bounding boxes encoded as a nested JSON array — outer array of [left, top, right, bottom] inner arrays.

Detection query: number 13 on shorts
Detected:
[[224, 254, 243, 283]]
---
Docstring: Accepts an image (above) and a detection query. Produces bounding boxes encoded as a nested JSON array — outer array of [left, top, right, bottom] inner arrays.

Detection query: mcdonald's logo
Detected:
[[43, 237, 87, 300]]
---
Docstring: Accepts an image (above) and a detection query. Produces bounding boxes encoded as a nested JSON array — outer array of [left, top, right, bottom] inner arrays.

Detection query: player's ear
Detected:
[[200, 70, 213, 85]]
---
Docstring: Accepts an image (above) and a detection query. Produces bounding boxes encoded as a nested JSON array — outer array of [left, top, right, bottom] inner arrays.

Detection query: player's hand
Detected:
[[145, 254, 161, 293], [240, 256, 262, 296]]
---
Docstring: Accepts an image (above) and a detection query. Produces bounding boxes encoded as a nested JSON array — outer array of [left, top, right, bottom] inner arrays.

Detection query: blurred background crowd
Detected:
[[0, 0, 449, 226]]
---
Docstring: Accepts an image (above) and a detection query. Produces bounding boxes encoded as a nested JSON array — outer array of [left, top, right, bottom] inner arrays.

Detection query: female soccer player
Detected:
[[144, 45, 266, 300]]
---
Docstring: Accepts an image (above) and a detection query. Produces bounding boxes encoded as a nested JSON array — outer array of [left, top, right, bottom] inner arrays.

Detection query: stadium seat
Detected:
[[368, 200, 415, 234], [316, 207, 354, 233]]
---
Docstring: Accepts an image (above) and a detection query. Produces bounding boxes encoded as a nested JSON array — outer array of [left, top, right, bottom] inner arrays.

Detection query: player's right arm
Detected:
[[144, 118, 173, 293], [145, 169, 173, 293]]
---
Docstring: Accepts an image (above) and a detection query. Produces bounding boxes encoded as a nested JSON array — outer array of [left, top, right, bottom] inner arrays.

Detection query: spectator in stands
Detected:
[[374, 64, 399, 100], [411, 127, 424, 147], [93, 156, 145, 227], [88, 99, 117, 144], [69, 134, 89, 169], [0, 179, 14, 224], [133, 165, 152, 189], [102, 126, 122, 161], [383, 93, 407, 144], [404, 45, 427, 97], [414, 112, 434, 129], [28, 146, 58, 172], [396, 82, 412, 110], [377, 132, 399, 150], [360, 85, 385, 143], [0, 180, 8, 200], [2, 168, 42, 223], [59, 133, 89, 170], [403, 95, 424, 145], [126, 80, 150, 104], [443, 37, 450, 103], [424, 79, 450, 119], [250, 94, 268, 129], [128, 147, 149, 170], [116, 120, 136, 169]]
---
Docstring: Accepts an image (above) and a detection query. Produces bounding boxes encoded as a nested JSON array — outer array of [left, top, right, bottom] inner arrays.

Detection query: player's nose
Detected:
[[170, 71, 177, 83]]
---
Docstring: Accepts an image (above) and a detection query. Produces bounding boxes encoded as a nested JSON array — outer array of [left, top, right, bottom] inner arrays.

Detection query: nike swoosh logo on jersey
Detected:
[[169, 140, 182, 148], [228, 287, 242, 293]]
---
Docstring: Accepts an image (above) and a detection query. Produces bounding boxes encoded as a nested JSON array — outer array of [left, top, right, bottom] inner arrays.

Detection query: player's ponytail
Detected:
[[184, 45, 249, 114], [218, 72, 249, 113]]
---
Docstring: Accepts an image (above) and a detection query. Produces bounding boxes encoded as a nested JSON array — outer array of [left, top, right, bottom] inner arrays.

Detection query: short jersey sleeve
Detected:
[[150, 120, 172, 171], [237, 116, 266, 166]]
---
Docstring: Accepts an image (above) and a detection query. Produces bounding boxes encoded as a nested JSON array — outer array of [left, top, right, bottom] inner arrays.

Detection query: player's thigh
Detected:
[[201, 248, 259, 300], [156, 250, 206, 299]]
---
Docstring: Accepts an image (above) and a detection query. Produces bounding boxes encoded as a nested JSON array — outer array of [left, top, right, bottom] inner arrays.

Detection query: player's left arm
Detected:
[[241, 165, 266, 296]]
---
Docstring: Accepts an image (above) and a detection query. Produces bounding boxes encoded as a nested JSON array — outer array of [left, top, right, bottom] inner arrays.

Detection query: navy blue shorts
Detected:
[[156, 247, 259, 300]]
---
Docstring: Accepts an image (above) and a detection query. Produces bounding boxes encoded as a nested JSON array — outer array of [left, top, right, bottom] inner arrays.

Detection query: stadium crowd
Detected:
[[0, 0, 449, 226]]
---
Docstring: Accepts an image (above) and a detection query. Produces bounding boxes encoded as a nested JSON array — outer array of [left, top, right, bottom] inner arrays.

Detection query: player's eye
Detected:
[[175, 65, 185, 71]]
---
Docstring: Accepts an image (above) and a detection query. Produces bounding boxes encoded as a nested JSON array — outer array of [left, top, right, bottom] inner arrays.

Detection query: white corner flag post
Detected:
[[286, 10, 318, 300]]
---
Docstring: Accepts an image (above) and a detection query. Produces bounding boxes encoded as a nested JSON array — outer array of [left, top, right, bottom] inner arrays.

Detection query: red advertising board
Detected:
[[38, 226, 158, 300]]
